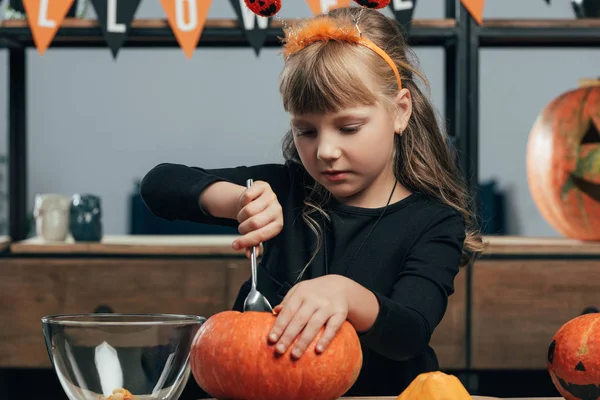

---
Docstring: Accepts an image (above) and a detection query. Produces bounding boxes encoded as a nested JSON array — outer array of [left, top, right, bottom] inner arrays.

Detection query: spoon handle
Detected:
[[246, 179, 258, 290]]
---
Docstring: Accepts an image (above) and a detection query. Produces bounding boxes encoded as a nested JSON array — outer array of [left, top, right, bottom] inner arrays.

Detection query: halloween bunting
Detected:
[[22, 0, 75, 55], [460, 0, 485, 25], [12, 0, 558, 56], [160, 0, 213, 59], [89, 0, 142, 58], [387, 0, 417, 33], [230, 0, 273, 56]]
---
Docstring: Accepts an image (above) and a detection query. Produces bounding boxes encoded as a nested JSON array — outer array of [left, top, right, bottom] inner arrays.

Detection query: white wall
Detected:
[[0, 0, 598, 236]]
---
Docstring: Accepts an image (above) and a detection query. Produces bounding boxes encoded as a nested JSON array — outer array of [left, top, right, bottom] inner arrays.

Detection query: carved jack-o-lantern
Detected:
[[526, 79, 600, 240], [547, 313, 600, 400]]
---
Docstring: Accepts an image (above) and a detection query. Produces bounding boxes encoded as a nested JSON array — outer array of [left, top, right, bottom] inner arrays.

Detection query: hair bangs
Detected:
[[280, 41, 379, 115]]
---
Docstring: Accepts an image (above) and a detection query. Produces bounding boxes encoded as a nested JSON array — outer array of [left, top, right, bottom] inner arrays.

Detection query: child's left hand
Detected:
[[268, 274, 351, 359]]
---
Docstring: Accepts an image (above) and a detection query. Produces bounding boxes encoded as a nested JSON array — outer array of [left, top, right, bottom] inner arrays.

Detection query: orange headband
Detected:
[[281, 17, 403, 90]]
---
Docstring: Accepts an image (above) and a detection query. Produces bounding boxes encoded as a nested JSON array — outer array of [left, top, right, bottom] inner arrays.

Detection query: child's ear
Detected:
[[393, 88, 412, 135]]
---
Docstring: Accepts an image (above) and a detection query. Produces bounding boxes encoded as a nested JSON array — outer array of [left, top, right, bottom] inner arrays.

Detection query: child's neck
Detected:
[[336, 181, 412, 209]]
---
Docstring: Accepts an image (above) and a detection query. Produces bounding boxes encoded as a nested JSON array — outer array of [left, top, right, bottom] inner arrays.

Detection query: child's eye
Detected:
[[294, 128, 316, 137], [340, 125, 361, 133]]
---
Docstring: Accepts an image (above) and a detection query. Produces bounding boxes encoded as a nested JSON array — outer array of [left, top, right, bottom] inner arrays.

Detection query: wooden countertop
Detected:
[[6, 234, 600, 256], [206, 397, 559, 400]]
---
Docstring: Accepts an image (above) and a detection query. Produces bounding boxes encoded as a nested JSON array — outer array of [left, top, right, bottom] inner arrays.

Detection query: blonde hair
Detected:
[[279, 7, 484, 277]]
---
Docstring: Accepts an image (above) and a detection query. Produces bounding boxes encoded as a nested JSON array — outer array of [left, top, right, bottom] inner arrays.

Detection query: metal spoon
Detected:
[[243, 179, 274, 313]]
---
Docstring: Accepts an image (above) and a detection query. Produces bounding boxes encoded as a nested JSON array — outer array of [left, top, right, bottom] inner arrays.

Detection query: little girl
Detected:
[[141, 5, 483, 397]]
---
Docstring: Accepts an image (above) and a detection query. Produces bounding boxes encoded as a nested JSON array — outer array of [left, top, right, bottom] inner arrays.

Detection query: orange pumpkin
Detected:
[[190, 310, 362, 400], [396, 371, 471, 400], [547, 313, 600, 400], [526, 79, 600, 240]]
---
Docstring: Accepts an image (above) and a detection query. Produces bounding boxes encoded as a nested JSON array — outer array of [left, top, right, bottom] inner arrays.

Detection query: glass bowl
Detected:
[[42, 313, 205, 400]]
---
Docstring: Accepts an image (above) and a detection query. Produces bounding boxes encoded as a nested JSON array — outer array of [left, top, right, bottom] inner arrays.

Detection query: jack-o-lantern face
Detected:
[[547, 313, 600, 400], [570, 114, 600, 202], [527, 83, 600, 240]]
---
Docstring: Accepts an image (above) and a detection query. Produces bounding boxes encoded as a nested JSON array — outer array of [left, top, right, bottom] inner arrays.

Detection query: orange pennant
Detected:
[[22, 0, 74, 55], [306, 0, 352, 15], [461, 0, 485, 25], [161, 0, 213, 59]]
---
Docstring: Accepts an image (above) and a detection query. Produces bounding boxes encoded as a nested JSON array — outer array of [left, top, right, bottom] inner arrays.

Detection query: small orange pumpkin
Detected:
[[190, 310, 362, 400], [526, 79, 600, 240], [547, 313, 600, 400], [396, 371, 472, 400]]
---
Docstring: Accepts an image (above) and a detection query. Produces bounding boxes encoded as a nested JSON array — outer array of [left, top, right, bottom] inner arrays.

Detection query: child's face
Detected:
[[290, 90, 410, 207]]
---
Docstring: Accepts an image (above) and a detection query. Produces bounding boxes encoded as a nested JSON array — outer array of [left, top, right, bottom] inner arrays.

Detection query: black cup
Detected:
[[70, 194, 103, 242]]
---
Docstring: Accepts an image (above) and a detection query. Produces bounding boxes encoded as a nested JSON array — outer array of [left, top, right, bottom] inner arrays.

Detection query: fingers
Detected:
[[237, 186, 278, 223], [237, 180, 273, 213], [270, 300, 317, 358], [291, 308, 332, 358], [237, 202, 282, 235], [233, 221, 282, 250], [244, 243, 263, 259], [315, 312, 346, 353], [232, 181, 283, 251]]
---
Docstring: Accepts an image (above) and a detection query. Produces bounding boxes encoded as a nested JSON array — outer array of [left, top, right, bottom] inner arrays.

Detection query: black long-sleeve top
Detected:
[[140, 160, 466, 397]]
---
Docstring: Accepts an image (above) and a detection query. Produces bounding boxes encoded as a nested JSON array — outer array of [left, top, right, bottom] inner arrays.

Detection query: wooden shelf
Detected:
[[477, 19, 600, 47], [7, 234, 600, 257], [482, 18, 600, 29], [483, 235, 600, 256], [10, 234, 245, 256], [0, 18, 457, 49]]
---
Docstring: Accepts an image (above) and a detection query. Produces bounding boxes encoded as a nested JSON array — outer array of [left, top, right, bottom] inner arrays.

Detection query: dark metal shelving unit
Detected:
[[0, 0, 472, 243], [4, 2, 599, 397]]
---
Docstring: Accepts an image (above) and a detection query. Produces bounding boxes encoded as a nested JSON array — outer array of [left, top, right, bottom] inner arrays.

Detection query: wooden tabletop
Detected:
[[7, 234, 600, 256], [205, 397, 560, 400]]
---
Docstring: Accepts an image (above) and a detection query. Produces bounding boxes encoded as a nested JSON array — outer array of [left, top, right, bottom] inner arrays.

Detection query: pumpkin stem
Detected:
[[578, 78, 600, 88]]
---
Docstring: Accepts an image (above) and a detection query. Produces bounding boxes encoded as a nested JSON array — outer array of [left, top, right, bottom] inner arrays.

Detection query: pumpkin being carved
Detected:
[[526, 79, 600, 240], [190, 310, 362, 400], [547, 313, 600, 400], [396, 371, 471, 400]]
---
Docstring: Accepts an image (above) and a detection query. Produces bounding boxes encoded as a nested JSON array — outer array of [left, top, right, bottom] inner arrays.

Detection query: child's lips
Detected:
[[322, 170, 348, 181]]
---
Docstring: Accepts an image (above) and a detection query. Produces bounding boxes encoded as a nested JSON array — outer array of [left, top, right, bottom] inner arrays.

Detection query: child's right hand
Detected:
[[232, 181, 283, 258]]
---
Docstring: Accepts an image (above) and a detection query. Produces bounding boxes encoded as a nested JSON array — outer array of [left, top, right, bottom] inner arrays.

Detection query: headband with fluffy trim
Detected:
[[281, 17, 403, 89]]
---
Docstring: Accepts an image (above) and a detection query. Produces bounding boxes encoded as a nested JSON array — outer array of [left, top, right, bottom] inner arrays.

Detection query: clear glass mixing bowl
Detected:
[[42, 313, 205, 400]]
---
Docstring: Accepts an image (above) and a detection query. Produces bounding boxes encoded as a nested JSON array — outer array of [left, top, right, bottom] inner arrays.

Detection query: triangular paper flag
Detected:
[[230, 0, 271, 56], [161, 0, 213, 59], [388, 0, 417, 33], [461, 0, 484, 25], [90, 0, 142, 58], [11, 0, 77, 16], [306, 0, 352, 15], [22, 0, 74, 55]]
